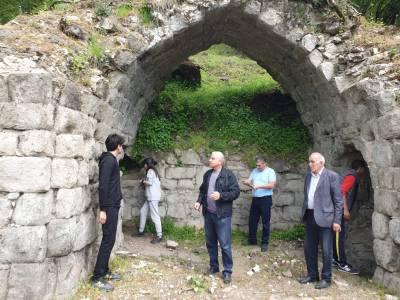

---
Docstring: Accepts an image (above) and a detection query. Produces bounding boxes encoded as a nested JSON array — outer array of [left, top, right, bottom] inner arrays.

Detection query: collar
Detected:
[[311, 167, 324, 178]]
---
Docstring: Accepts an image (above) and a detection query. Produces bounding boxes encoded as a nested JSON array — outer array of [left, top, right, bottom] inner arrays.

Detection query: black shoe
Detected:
[[332, 259, 340, 267], [223, 272, 231, 284], [315, 279, 331, 289], [135, 231, 145, 237], [261, 244, 268, 252], [337, 263, 360, 275], [297, 276, 319, 284], [244, 240, 257, 246], [205, 267, 220, 275], [150, 236, 162, 244]]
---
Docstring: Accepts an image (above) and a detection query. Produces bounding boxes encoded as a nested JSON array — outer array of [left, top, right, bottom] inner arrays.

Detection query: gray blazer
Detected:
[[301, 168, 343, 228]]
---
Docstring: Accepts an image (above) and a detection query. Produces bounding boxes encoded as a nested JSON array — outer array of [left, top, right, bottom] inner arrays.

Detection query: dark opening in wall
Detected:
[[337, 144, 375, 275]]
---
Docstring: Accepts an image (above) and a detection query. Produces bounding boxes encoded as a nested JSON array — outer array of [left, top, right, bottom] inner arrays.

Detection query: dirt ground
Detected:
[[73, 227, 392, 300]]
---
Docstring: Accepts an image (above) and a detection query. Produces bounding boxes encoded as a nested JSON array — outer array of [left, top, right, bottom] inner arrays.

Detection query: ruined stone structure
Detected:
[[122, 149, 306, 231], [1, 0, 400, 297]]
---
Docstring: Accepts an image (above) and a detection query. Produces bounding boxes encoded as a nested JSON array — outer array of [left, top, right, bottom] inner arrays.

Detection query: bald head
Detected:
[[309, 152, 325, 174]]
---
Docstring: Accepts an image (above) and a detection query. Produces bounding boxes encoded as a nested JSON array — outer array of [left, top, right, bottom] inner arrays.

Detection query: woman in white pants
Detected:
[[138, 157, 162, 244]]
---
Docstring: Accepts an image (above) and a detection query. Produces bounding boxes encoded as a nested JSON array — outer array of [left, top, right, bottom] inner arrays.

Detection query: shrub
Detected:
[[116, 3, 133, 18]]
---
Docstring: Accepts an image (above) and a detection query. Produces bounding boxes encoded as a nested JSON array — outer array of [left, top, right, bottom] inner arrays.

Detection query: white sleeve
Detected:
[[146, 169, 156, 185]]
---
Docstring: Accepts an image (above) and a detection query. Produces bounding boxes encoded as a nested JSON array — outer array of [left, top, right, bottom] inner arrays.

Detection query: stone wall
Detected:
[[122, 149, 305, 232], [0, 61, 124, 299], [1, 0, 400, 296]]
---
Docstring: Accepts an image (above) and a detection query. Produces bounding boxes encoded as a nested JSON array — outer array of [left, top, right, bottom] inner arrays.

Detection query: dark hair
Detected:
[[351, 159, 366, 170], [105, 134, 125, 152], [143, 157, 160, 178]]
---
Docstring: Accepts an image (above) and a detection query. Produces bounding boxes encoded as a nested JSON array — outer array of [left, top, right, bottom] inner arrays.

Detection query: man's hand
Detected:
[[343, 208, 351, 221], [210, 191, 221, 201], [194, 202, 201, 211], [99, 211, 107, 224], [332, 223, 341, 232]]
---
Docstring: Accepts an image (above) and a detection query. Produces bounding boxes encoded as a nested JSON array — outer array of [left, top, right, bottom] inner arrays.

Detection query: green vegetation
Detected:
[[131, 44, 311, 165], [116, 3, 133, 18], [69, 35, 104, 71], [140, 216, 304, 243], [138, 2, 154, 24], [352, 0, 400, 26], [93, 0, 111, 17], [0, 0, 54, 24], [188, 275, 207, 293]]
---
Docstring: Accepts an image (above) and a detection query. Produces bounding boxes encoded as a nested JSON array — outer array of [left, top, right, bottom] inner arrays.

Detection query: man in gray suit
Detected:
[[298, 152, 342, 289]]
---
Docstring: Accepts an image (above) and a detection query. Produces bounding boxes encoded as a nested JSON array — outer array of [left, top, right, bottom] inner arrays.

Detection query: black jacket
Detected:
[[197, 168, 240, 218], [98, 152, 122, 210]]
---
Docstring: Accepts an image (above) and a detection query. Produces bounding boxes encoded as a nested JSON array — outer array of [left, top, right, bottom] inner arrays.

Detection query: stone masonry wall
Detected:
[[1, 0, 400, 296], [0, 59, 124, 299], [121, 149, 305, 232]]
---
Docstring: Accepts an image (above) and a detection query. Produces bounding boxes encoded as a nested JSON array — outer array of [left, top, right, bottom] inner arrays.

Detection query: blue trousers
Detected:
[[204, 212, 233, 275], [304, 209, 333, 281]]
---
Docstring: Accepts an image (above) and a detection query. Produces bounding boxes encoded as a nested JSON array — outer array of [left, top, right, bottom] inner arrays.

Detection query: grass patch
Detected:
[[138, 3, 153, 24], [188, 275, 207, 293], [131, 44, 311, 165], [116, 3, 133, 18]]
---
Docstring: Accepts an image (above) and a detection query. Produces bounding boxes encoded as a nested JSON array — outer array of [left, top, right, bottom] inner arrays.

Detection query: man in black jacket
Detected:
[[194, 151, 240, 284], [92, 134, 125, 292]]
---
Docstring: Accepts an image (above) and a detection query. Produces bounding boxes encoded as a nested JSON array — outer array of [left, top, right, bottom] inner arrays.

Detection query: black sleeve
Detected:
[[98, 157, 113, 210], [197, 173, 207, 204], [219, 171, 240, 202]]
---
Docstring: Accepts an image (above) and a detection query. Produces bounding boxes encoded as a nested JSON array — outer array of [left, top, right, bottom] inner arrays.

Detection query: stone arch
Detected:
[[1, 0, 400, 298]]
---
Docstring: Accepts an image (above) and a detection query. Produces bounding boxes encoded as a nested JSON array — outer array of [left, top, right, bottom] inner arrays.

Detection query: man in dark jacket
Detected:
[[92, 134, 125, 292], [194, 151, 240, 284], [333, 160, 366, 275], [298, 152, 342, 289]]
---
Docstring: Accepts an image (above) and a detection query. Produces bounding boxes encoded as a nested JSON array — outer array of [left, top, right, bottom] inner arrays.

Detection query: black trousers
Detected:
[[93, 207, 120, 281], [304, 209, 333, 281], [248, 196, 272, 245]]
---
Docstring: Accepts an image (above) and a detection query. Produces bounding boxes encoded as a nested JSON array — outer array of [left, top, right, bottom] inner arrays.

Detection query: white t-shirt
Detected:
[[145, 169, 161, 200]]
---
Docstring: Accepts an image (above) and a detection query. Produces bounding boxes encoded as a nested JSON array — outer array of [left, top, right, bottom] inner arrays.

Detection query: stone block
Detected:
[[161, 178, 177, 190], [166, 194, 186, 219], [51, 158, 79, 189], [165, 152, 177, 165], [55, 134, 84, 158], [382, 271, 400, 296], [0, 264, 9, 300], [372, 212, 390, 240], [0, 196, 12, 227], [81, 94, 100, 117], [282, 206, 302, 221], [8, 71, 52, 104], [55, 252, 86, 296], [373, 142, 393, 167], [301, 34, 317, 52], [12, 191, 53, 226], [18, 130, 55, 156], [373, 239, 400, 272], [83, 138, 96, 160], [378, 113, 400, 140], [0, 103, 54, 130], [275, 192, 294, 206], [7, 262, 48, 300], [56, 187, 82, 218], [0, 131, 18, 155], [47, 218, 76, 257], [319, 62, 334, 81], [165, 167, 196, 179], [179, 150, 202, 165], [54, 106, 96, 139], [59, 81, 82, 110], [78, 160, 89, 186], [389, 218, 400, 245], [375, 189, 400, 217], [0, 226, 47, 263], [178, 179, 195, 190], [195, 166, 209, 186], [0, 75, 9, 102], [0, 157, 51, 192], [73, 210, 97, 251]]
